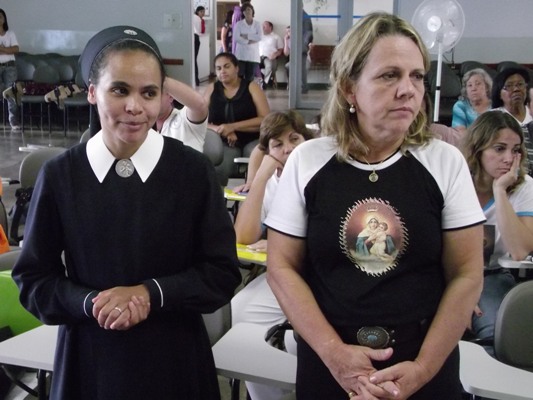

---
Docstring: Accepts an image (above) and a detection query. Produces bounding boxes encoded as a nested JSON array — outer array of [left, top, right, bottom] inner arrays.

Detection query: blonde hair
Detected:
[[320, 12, 431, 161]]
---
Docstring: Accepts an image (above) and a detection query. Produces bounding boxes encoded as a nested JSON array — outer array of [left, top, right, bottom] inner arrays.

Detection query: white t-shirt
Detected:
[[259, 32, 283, 58], [261, 172, 279, 222], [159, 107, 207, 153], [483, 175, 533, 269], [0, 31, 18, 63], [265, 136, 485, 326]]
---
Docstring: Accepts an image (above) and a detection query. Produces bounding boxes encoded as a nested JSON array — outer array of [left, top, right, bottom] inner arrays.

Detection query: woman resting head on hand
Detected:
[[461, 110, 533, 354]]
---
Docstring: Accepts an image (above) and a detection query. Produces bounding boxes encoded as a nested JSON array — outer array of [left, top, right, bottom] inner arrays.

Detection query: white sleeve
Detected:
[[264, 148, 308, 237], [234, 21, 248, 45]]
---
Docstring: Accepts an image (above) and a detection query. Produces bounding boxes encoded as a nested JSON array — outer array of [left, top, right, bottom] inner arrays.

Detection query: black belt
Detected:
[[0, 61, 15, 67], [335, 318, 430, 349]]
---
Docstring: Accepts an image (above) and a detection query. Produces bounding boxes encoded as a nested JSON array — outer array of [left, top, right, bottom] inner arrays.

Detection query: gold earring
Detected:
[[349, 104, 356, 114]]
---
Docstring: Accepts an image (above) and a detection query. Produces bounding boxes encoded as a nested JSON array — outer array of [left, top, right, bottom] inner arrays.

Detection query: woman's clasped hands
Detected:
[[92, 285, 151, 331], [215, 123, 238, 147], [322, 341, 432, 400]]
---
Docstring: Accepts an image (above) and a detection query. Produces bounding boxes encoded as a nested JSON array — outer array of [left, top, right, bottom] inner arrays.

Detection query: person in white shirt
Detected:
[[258, 21, 283, 89], [0, 9, 20, 130], [233, 3, 261, 82], [156, 77, 208, 153]]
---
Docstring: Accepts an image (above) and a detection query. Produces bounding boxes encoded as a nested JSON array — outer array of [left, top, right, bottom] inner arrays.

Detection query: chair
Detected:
[[460, 61, 497, 79], [0, 250, 44, 398], [79, 128, 91, 143], [0, 250, 42, 335], [203, 129, 224, 168], [212, 322, 296, 400], [62, 70, 89, 135], [9, 147, 66, 244], [426, 61, 461, 124], [203, 129, 228, 188], [20, 65, 61, 133], [496, 60, 522, 73], [202, 303, 231, 346], [493, 280, 533, 372], [459, 340, 533, 399]]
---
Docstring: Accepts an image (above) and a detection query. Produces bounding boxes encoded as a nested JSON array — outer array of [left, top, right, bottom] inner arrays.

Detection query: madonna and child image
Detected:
[[341, 198, 406, 275]]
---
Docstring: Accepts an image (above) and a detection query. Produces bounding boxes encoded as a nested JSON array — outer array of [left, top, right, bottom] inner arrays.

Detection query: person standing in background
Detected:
[[0, 9, 20, 130], [220, 9, 234, 54], [284, 10, 313, 93], [234, 3, 261, 82], [193, 6, 206, 86], [231, 0, 250, 54]]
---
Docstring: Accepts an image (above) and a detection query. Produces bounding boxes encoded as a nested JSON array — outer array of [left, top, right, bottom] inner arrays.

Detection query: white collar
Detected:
[[86, 129, 164, 183]]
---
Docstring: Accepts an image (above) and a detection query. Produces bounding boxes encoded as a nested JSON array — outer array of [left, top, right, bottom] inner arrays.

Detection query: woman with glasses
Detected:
[[491, 67, 533, 173], [491, 67, 531, 128]]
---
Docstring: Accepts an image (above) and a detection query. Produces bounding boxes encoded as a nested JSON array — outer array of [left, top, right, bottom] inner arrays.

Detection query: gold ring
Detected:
[[348, 391, 356, 398], [114, 307, 123, 314]]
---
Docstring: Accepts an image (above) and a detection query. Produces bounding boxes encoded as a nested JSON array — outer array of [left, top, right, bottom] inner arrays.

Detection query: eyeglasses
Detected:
[[502, 82, 527, 91]]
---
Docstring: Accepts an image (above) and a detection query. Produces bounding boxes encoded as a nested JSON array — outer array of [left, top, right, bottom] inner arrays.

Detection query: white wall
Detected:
[[1, 0, 195, 83], [397, 0, 533, 63]]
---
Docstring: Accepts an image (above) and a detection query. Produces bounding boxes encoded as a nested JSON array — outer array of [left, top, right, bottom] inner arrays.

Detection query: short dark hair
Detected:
[[240, 3, 254, 16], [195, 6, 205, 14], [0, 9, 8, 32], [259, 110, 314, 153], [214, 52, 239, 67], [491, 67, 530, 108]]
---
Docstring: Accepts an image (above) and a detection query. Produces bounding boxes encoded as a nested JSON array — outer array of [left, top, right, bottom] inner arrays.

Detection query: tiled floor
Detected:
[[1, 85, 321, 400]]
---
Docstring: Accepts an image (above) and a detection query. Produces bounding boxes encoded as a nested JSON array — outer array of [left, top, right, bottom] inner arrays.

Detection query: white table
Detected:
[[212, 322, 296, 392], [498, 255, 533, 278], [4, 325, 533, 400], [0, 324, 57, 399], [459, 340, 533, 400], [498, 255, 533, 269]]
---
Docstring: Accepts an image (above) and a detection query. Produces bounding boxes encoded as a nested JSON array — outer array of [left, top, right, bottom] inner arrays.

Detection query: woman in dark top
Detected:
[[12, 26, 240, 400], [220, 9, 234, 53], [205, 52, 269, 179]]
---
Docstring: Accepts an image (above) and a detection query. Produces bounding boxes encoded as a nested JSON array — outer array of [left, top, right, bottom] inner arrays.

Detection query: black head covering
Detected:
[[78, 26, 162, 136], [491, 67, 530, 109]]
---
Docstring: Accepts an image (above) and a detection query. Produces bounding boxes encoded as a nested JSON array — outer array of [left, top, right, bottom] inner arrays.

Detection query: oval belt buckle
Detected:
[[356, 326, 390, 349]]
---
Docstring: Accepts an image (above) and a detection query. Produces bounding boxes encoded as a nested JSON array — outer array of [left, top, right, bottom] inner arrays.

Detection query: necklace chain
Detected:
[[362, 157, 384, 183]]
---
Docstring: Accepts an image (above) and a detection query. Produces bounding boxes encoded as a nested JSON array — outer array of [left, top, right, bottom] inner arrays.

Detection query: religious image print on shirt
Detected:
[[340, 198, 407, 276]]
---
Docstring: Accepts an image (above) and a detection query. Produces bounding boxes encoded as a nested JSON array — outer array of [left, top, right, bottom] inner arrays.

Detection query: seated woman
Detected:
[[452, 68, 492, 134], [204, 52, 270, 183], [232, 110, 314, 400], [461, 110, 533, 355]]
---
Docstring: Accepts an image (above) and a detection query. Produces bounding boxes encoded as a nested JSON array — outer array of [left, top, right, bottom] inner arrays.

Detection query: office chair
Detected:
[[202, 303, 231, 346], [496, 60, 522, 73], [203, 128, 224, 167], [62, 71, 89, 135], [493, 280, 533, 372], [460, 61, 497, 79], [426, 60, 461, 125], [9, 147, 66, 244], [20, 65, 61, 133], [79, 128, 91, 143], [0, 250, 43, 398]]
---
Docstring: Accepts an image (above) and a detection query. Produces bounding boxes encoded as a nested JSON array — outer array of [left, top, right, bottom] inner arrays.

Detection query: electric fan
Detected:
[[411, 0, 465, 122]]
